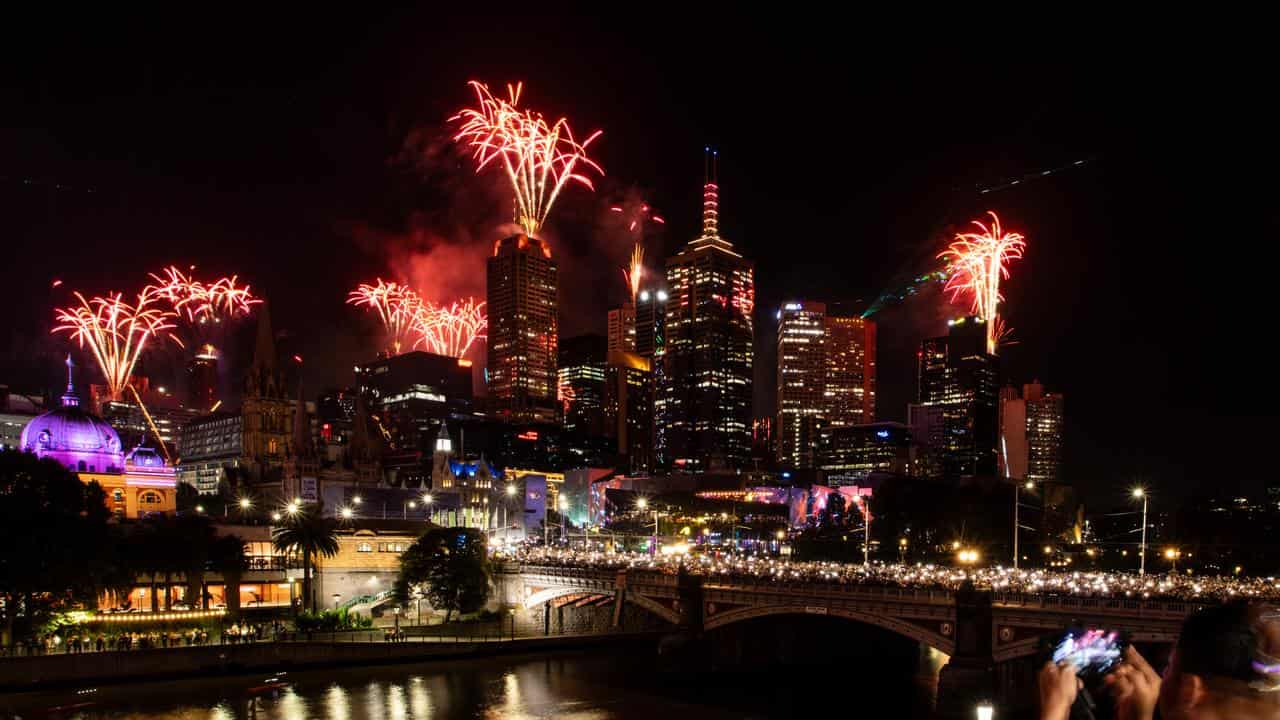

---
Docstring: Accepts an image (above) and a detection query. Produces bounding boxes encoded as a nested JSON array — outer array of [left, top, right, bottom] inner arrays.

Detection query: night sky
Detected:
[[3, 11, 1275, 509]]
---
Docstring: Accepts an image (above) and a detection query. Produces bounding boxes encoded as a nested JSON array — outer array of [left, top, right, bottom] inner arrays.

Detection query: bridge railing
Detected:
[[991, 591, 1205, 619]]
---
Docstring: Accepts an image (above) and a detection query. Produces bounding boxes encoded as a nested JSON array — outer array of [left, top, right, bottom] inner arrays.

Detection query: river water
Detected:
[[2, 644, 942, 719]]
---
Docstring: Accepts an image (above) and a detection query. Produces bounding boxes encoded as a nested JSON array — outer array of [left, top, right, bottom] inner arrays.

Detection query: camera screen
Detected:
[[1052, 629, 1123, 673]]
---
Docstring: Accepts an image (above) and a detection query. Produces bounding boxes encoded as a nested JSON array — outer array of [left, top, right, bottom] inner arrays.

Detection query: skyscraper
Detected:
[[774, 303, 876, 469], [187, 344, 218, 412], [914, 316, 999, 478], [354, 350, 474, 451], [776, 301, 827, 467], [487, 233, 559, 423], [658, 153, 754, 471], [1000, 380, 1064, 485], [824, 315, 876, 426], [633, 284, 668, 358], [606, 304, 636, 353], [605, 350, 653, 473], [557, 334, 607, 438]]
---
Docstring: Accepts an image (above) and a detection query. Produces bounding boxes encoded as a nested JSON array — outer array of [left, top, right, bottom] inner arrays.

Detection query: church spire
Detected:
[[251, 300, 276, 373], [291, 379, 311, 458], [61, 354, 80, 408]]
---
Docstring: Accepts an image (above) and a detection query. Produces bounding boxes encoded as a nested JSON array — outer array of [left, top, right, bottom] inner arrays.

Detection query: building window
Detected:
[[112, 489, 124, 503], [140, 491, 162, 505], [357, 542, 373, 553]]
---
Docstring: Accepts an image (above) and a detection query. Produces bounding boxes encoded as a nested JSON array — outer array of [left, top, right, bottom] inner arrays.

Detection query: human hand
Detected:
[[1103, 645, 1161, 720], [1039, 660, 1080, 720]]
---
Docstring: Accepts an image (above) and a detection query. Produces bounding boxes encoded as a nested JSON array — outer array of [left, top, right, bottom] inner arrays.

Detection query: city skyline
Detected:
[[2, 11, 1274, 506]]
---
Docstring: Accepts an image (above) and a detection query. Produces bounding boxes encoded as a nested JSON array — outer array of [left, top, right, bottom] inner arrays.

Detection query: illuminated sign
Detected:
[[876, 429, 891, 439], [517, 431, 539, 441]]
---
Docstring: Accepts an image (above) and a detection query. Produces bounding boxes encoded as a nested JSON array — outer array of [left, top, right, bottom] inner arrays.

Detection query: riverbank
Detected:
[[0, 632, 662, 692]]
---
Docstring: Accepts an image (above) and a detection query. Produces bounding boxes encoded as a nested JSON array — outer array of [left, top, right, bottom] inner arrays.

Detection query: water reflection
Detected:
[[7, 646, 933, 719]]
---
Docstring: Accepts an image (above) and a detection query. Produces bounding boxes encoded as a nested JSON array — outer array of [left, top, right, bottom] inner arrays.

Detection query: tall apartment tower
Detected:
[[657, 151, 754, 471], [824, 315, 876, 426], [776, 301, 827, 467], [486, 234, 559, 423], [914, 316, 1000, 478]]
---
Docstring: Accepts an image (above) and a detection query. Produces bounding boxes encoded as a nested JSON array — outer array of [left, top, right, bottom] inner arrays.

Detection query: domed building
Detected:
[[20, 356, 175, 519]]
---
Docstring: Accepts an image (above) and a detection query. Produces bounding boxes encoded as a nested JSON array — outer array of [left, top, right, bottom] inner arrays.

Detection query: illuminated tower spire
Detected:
[[61, 353, 80, 408], [702, 146, 719, 239]]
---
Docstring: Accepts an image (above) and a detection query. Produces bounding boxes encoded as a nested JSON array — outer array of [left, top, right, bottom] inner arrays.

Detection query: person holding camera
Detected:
[[1040, 601, 1280, 720]]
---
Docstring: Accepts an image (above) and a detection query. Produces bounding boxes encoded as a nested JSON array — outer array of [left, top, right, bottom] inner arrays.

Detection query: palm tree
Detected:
[[272, 508, 339, 613], [208, 534, 248, 617], [173, 514, 216, 609]]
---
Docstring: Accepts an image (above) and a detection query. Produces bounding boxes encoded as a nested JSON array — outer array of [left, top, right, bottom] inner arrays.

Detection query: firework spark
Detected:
[[610, 203, 665, 234], [938, 211, 1026, 353], [453, 81, 603, 237], [412, 298, 488, 359], [622, 243, 644, 304], [347, 279, 424, 355], [145, 265, 260, 325], [52, 290, 177, 401]]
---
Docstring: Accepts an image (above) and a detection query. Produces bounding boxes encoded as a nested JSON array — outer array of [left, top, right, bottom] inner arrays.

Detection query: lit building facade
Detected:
[[486, 234, 559, 423], [634, 285, 668, 359], [1000, 380, 1064, 486], [355, 350, 473, 451], [824, 315, 876, 427], [819, 421, 913, 486], [658, 158, 754, 471], [20, 357, 176, 518], [915, 317, 1000, 478], [776, 301, 827, 467], [605, 350, 653, 474], [606, 303, 636, 353], [557, 334, 607, 438]]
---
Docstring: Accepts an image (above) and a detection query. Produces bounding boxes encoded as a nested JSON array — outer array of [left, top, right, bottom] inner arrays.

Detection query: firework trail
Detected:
[[52, 290, 177, 401], [609, 202, 665, 234], [145, 266, 260, 347], [413, 298, 488, 358], [622, 243, 645, 304], [938, 211, 1026, 353], [347, 279, 424, 355], [453, 81, 603, 237]]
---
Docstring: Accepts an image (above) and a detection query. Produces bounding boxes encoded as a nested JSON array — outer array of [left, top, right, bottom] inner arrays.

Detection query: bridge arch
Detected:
[[521, 586, 680, 626], [703, 603, 955, 656]]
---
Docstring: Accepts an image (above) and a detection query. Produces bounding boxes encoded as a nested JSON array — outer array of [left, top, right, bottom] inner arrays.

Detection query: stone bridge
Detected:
[[500, 564, 1206, 716]]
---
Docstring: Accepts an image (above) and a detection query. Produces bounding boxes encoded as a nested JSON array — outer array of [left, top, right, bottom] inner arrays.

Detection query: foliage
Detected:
[[394, 527, 491, 622], [0, 450, 115, 642], [294, 608, 373, 632], [272, 507, 340, 612]]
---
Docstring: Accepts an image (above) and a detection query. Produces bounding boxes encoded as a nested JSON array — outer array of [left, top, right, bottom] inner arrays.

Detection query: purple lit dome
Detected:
[[19, 355, 125, 474]]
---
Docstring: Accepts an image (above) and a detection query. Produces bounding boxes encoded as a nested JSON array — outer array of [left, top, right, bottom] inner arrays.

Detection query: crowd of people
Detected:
[[7, 623, 273, 656], [507, 547, 1280, 602]]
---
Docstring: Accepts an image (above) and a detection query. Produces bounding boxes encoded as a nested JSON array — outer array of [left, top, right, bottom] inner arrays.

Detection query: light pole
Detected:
[[856, 497, 870, 566], [1165, 547, 1181, 573], [1014, 480, 1033, 569], [422, 493, 433, 525], [504, 483, 517, 543], [1133, 487, 1148, 575], [404, 500, 416, 520]]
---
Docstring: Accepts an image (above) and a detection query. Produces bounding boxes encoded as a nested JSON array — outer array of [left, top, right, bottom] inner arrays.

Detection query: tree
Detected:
[[0, 450, 113, 645], [272, 508, 339, 613], [208, 534, 248, 616], [172, 514, 216, 608], [394, 527, 490, 622]]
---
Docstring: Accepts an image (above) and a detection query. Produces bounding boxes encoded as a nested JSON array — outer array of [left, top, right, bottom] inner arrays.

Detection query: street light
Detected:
[[340, 507, 354, 520], [421, 493, 433, 524], [1132, 487, 1149, 575], [1165, 547, 1182, 572], [195, 504, 204, 514], [352, 495, 362, 505], [239, 497, 252, 510], [285, 502, 300, 515], [271, 511, 282, 521], [976, 702, 994, 720]]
